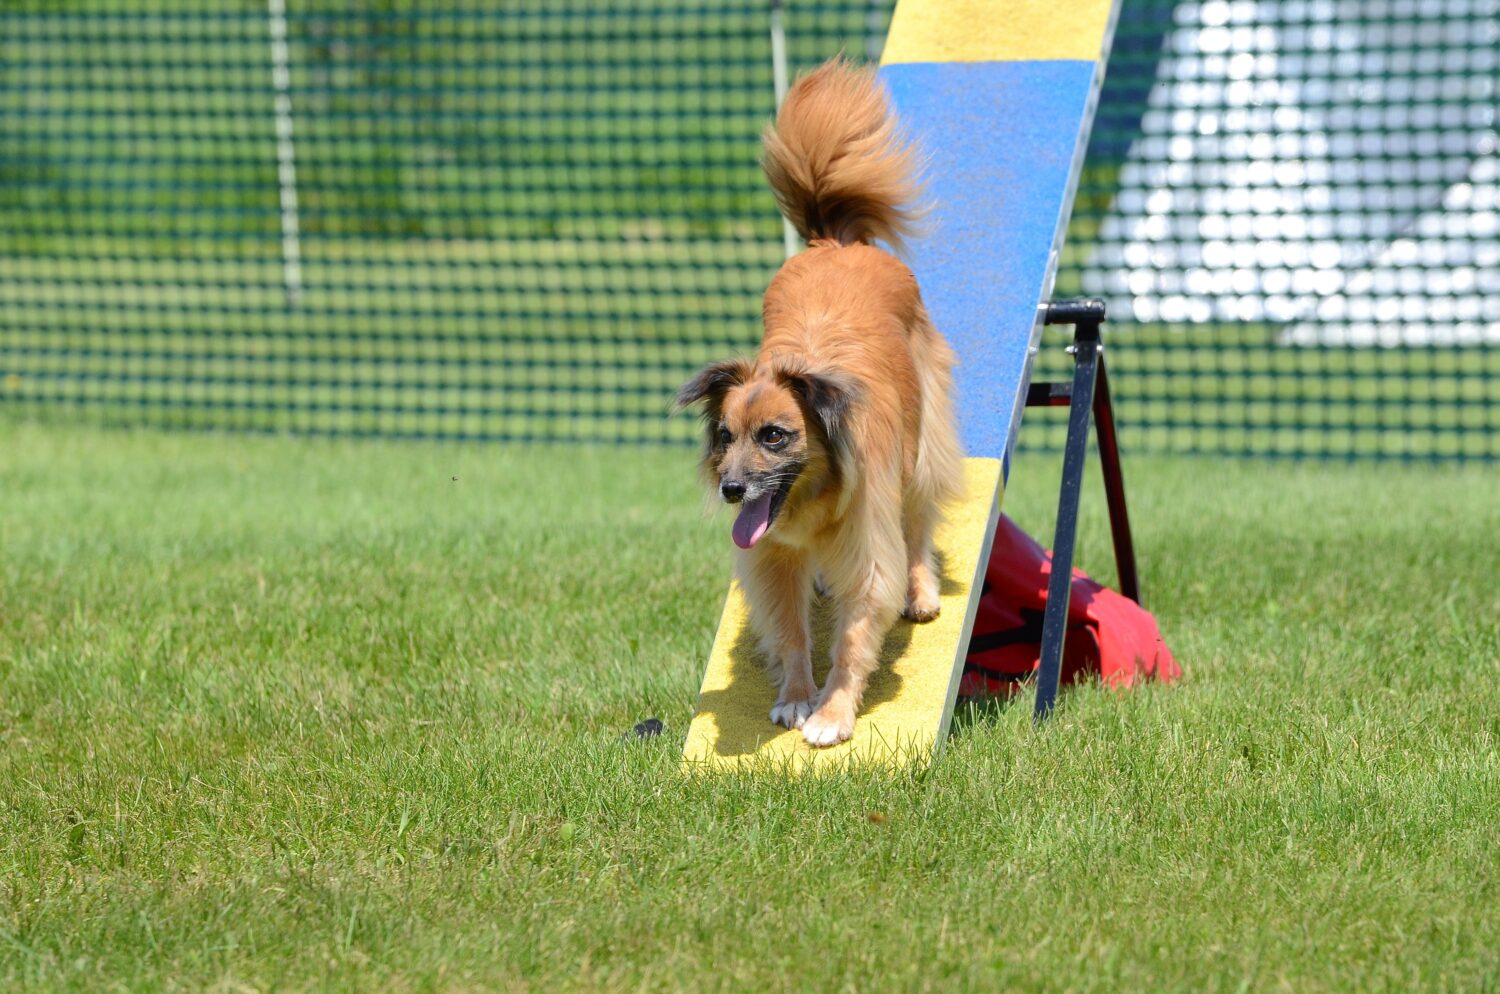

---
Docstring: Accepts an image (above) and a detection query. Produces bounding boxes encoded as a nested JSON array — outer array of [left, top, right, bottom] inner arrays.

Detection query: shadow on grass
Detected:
[[947, 686, 1029, 739]]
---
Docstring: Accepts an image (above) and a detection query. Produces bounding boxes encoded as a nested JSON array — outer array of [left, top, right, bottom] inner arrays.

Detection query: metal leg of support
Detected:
[[1022, 298, 1139, 720]]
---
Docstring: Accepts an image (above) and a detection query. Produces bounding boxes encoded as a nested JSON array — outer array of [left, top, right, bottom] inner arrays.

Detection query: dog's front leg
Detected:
[[803, 590, 897, 747], [803, 483, 907, 747], [740, 547, 817, 730]]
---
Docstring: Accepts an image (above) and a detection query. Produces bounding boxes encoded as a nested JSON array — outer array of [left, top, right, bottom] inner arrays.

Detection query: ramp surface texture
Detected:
[[684, 0, 1118, 771]]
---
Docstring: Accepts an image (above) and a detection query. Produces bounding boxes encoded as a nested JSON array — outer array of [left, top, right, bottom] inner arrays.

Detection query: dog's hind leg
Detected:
[[901, 498, 942, 623], [739, 546, 817, 730], [903, 309, 964, 623]]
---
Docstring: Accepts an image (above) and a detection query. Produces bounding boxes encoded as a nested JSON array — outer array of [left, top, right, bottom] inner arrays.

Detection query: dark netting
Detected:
[[1046, 0, 1499, 460], [2, 0, 1495, 458]]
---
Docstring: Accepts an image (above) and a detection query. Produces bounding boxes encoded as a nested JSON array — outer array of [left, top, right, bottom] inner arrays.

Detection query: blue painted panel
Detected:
[[879, 59, 1096, 460]]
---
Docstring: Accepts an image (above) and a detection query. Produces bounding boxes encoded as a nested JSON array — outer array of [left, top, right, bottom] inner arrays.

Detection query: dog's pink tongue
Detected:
[[731, 492, 773, 549]]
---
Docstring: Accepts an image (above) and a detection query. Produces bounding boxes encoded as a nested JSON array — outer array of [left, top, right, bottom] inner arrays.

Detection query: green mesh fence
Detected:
[[1043, 0, 1500, 461], [2, 0, 1496, 458]]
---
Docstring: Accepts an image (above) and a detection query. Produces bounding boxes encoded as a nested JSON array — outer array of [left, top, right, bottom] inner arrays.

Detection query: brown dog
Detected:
[[677, 58, 964, 747]]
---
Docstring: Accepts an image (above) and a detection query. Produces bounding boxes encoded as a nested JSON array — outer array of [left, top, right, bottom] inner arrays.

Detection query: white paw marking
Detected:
[[770, 699, 814, 729], [802, 711, 853, 747]]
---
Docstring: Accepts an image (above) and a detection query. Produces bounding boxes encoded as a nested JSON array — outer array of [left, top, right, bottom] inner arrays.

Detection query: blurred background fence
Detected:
[[2, 0, 1496, 459]]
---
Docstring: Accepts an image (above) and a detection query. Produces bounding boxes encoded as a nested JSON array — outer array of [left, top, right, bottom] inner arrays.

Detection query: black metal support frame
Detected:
[[1022, 298, 1140, 720]]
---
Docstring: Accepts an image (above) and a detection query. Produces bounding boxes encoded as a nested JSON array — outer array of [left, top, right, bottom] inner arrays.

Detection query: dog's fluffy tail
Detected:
[[761, 57, 923, 251]]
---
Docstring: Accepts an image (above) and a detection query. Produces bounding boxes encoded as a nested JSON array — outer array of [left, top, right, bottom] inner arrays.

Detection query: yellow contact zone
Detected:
[[682, 457, 1002, 775], [880, 0, 1116, 65]]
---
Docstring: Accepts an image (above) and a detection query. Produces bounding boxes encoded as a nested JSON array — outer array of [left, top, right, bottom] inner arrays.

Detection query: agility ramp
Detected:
[[683, 0, 1121, 772]]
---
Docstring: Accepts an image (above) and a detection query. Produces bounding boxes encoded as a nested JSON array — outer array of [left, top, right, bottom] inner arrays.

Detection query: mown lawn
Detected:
[[1, 420, 1497, 992]]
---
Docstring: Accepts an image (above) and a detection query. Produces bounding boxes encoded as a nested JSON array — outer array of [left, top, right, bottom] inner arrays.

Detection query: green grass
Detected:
[[2, 419, 1497, 992]]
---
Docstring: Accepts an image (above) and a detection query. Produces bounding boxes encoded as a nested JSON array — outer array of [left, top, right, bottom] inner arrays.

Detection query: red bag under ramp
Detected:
[[959, 515, 1181, 699]]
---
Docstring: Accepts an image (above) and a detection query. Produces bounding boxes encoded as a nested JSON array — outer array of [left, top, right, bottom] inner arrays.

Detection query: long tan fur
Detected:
[[760, 56, 924, 253], [678, 58, 964, 747]]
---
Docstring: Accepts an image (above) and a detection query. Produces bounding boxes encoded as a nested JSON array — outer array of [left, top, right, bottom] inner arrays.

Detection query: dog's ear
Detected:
[[776, 365, 859, 460], [674, 357, 753, 415]]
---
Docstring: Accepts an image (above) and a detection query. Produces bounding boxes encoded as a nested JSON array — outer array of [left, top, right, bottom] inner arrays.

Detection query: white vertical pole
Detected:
[[770, 0, 799, 259], [267, 0, 303, 306]]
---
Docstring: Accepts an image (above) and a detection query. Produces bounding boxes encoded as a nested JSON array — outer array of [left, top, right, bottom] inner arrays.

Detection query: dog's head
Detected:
[[676, 357, 856, 549]]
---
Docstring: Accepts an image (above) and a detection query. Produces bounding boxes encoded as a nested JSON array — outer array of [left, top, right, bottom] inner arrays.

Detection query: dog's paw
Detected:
[[802, 707, 854, 748], [902, 601, 941, 623], [906, 559, 942, 622], [770, 698, 814, 729]]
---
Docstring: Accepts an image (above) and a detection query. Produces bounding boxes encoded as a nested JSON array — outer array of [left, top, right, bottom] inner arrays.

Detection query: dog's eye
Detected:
[[760, 427, 787, 447], [717, 426, 732, 446]]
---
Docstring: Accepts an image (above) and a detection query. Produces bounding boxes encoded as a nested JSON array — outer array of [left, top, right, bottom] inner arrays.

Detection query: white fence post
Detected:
[[770, 0, 799, 259], [267, 0, 303, 306]]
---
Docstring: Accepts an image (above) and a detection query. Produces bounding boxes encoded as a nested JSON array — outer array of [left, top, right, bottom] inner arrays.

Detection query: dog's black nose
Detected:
[[720, 480, 746, 503]]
